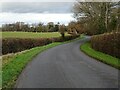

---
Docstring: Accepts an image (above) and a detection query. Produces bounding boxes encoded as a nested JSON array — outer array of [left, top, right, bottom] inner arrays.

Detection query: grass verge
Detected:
[[80, 42, 120, 69], [2, 35, 83, 88], [2, 42, 62, 88]]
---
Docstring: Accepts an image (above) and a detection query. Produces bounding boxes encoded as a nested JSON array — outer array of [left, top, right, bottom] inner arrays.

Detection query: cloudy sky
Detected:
[[0, 0, 77, 26]]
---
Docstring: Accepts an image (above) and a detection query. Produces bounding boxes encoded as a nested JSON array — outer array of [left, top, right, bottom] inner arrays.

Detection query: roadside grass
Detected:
[[80, 42, 120, 69], [1, 32, 70, 38], [2, 42, 62, 88], [2, 50, 30, 67], [2, 35, 83, 88]]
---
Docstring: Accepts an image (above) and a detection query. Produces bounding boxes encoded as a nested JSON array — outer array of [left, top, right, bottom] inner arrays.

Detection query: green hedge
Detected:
[[91, 32, 120, 58], [2, 35, 79, 55]]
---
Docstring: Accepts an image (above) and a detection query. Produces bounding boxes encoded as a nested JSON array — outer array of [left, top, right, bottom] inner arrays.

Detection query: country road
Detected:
[[15, 37, 119, 88]]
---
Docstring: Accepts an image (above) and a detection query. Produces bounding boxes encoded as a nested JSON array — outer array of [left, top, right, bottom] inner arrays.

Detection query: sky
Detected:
[[0, 0, 77, 26], [1, 0, 118, 26], [0, 0, 76, 2]]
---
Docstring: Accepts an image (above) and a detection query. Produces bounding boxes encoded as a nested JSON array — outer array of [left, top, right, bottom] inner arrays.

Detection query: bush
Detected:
[[91, 32, 120, 58], [53, 35, 79, 42], [2, 38, 52, 55], [2, 35, 80, 55]]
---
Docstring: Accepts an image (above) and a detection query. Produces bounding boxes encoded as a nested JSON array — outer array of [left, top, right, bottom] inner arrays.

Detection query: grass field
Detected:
[[1, 32, 69, 38], [80, 42, 120, 69]]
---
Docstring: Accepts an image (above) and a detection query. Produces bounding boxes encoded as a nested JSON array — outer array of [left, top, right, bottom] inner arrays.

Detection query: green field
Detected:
[[1, 32, 69, 38], [80, 42, 120, 69]]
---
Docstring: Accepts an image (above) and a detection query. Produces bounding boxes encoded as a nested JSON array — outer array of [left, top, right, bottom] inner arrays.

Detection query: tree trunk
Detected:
[[105, 3, 109, 31], [61, 33, 65, 38]]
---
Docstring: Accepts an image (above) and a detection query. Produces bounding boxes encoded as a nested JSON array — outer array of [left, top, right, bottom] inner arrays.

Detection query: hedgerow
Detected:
[[91, 32, 120, 58], [2, 35, 79, 55]]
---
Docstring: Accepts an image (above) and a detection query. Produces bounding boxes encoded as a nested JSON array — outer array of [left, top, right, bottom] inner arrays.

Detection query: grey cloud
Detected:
[[1, 2, 74, 13]]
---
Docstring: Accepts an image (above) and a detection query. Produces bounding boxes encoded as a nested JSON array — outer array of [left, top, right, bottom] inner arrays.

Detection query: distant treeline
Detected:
[[2, 22, 67, 32]]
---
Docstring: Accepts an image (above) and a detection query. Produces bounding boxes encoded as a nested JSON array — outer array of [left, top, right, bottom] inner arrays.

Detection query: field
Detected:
[[1, 32, 70, 38]]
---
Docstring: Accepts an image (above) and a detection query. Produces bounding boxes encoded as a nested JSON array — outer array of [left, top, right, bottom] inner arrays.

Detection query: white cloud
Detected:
[[0, 13, 76, 26], [1, 2, 73, 13], [0, 0, 76, 2], [1, 0, 119, 2]]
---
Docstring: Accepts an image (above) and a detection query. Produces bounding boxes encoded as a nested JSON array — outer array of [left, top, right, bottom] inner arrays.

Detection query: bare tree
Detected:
[[59, 24, 66, 38], [72, 1, 119, 34]]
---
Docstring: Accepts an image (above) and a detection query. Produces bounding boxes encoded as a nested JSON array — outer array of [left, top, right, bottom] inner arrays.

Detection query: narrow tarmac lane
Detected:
[[15, 37, 119, 88]]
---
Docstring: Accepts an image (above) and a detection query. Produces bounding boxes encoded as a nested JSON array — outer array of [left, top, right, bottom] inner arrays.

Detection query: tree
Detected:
[[59, 24, 66, 38], [36, 22, 44, 32], [54, 24, 59, 32], [72, 1, 119, 35], [47, 22, 54, 32], [68, 21, 84, 35], [53, 22, 60, 32], [21, 24, 30, 32]]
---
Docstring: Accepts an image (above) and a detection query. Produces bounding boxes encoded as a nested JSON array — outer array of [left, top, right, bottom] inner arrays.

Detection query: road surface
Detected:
[[15, 37, 119, 88]]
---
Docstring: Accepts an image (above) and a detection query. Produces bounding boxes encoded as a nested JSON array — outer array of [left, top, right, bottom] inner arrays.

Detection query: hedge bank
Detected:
[[91, 32, 120, 58], [2, 35, 79, 55]]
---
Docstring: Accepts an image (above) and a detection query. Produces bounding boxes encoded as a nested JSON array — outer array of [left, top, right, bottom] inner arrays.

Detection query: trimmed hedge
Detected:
[[91, 32, 120, 58], [2, 35, 79, 55], [52, 35, 79, 42], [2, 38, 52, 54]]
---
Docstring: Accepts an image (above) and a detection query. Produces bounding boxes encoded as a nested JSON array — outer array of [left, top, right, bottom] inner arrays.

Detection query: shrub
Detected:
[[2, 35, 80, 55], [53, 35, 79, 42], [2, 38, 52, 55], [91, 32, 120, 58]]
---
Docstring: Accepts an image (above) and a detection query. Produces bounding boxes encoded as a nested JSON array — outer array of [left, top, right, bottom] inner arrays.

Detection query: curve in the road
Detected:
[[15, 37, 119, 88]]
